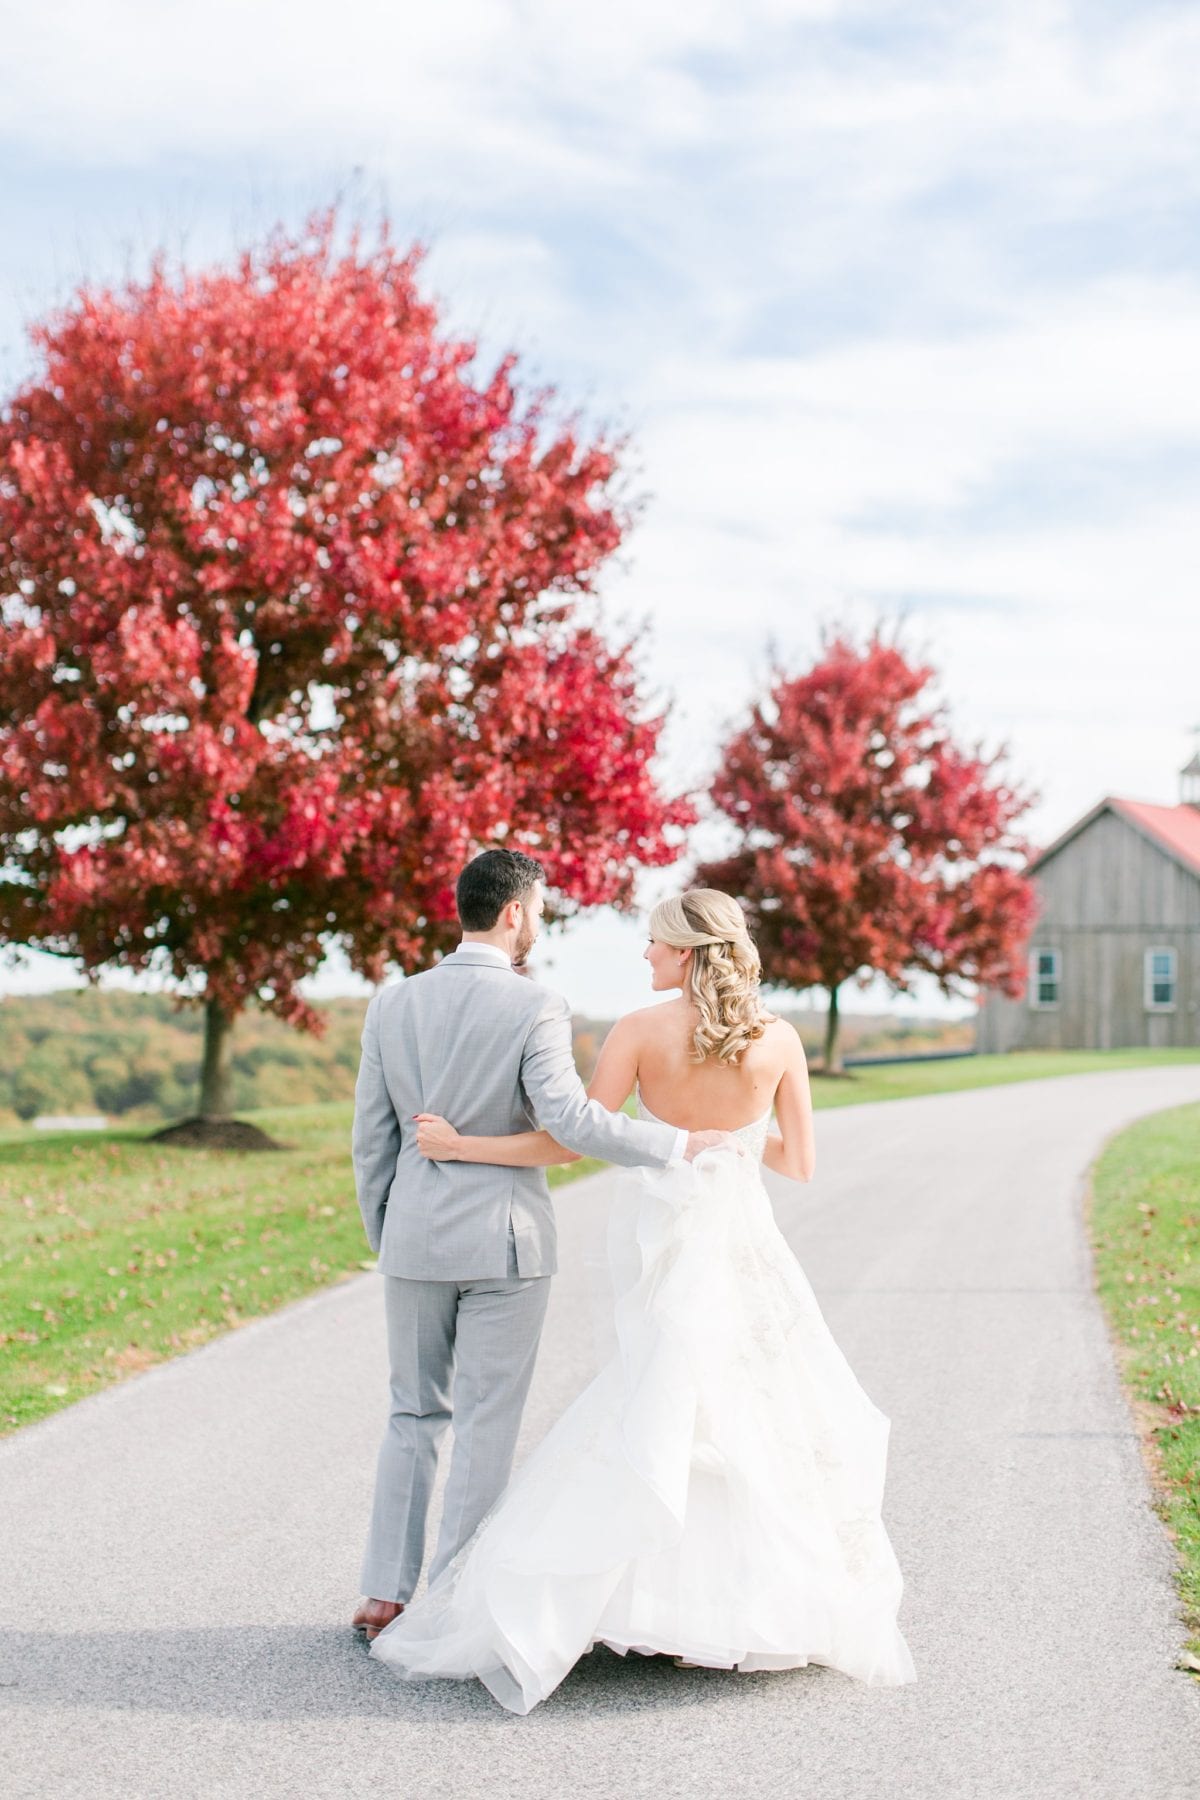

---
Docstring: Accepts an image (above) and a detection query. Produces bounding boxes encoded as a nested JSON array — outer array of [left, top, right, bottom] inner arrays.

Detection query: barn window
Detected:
[[1144, 947, 1177, 1012], [1029, 947, 1060, 1009]]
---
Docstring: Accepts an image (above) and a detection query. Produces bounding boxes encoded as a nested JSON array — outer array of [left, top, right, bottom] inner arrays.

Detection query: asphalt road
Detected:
[[3, 1065, 1200, 1800]]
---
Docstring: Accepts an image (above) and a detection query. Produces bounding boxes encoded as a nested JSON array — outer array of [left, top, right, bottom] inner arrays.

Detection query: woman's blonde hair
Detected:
[[648, 888, 768, 1065]]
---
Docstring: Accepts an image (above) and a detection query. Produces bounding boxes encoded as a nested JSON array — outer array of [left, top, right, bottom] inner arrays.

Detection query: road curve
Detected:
[[3, 1064, 1200, 1800]]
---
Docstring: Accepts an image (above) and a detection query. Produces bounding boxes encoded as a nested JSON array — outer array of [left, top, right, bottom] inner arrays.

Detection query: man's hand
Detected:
[[683, 1129, 736, 1161], [414, 1113, 463, 1160]]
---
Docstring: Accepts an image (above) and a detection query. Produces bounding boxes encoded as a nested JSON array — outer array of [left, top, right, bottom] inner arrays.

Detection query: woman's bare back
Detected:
[[627, 998, 795, 1132]]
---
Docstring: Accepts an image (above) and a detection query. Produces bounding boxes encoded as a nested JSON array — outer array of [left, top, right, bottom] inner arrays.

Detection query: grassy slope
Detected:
[[3, 1047, 1198, 1436], [1090, 1102, 1200, 1662], [808, 1046, 1200, 1108], [0, 1105, 597, 1434]]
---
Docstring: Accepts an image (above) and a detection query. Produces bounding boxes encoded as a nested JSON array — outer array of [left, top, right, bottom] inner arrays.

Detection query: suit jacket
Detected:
[[351, 945, 680, 1278]]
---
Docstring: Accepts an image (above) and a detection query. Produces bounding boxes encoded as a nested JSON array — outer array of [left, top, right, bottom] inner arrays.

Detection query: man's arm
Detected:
[[351, 992, 403, 1253], [518, 993, 683, 1169]]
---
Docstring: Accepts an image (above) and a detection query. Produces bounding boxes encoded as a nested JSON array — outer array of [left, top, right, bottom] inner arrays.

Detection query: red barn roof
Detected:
[[1110, 798, 1200, 877], [1030, 795, 1200, 879]]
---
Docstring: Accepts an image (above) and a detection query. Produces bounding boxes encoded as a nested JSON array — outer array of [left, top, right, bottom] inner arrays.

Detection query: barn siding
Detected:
[[974, 808, 1200, 1051]]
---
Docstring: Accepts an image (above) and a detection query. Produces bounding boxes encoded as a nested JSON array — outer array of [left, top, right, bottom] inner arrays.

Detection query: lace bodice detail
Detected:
[[636, 1088, 772, 1163]]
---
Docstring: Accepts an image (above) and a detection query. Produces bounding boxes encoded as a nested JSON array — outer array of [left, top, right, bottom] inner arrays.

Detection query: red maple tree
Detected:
[[695, 626, 1038, 1071], [0, 212, 691, 1127]]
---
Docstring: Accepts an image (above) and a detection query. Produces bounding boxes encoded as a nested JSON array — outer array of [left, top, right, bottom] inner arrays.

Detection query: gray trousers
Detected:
[[360, 1225, 551, 1602]]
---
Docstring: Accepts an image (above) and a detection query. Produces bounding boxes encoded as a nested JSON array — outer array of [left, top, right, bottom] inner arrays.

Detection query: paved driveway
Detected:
[[3, 1065, 1200, 1799]]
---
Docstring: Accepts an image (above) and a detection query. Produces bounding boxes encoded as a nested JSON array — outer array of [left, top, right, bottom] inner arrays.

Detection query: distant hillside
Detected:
[[0, 989, 367, 1127], [571, 1007, 974, 1081], [0, 987, 977, 1128], [778, 1007, 975, 1064]]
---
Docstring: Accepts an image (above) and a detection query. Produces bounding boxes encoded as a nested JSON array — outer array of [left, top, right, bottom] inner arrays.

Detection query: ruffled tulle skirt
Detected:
[[371, 1146, 916, 1713]]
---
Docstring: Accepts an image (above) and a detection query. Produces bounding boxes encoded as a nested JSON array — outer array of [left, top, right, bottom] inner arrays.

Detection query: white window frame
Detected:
[[1029, 946, 1061, 1010], [1144, 946, 1177, 1013]]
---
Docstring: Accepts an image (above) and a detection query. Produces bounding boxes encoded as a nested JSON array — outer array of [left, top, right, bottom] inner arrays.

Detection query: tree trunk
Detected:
[[823, 983, 842, 1074], [199, 998, 235, 1121]]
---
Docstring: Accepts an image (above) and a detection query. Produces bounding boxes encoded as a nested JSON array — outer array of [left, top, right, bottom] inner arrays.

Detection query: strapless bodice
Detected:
[[635, 1088, 772, 1163]]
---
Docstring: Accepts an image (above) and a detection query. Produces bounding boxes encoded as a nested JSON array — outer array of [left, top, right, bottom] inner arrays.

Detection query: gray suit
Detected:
[[353, 943, 681, 1602]]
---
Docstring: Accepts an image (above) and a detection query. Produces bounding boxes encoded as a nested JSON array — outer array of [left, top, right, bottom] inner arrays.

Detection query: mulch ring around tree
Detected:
[[148, 1118, 289, 1152]]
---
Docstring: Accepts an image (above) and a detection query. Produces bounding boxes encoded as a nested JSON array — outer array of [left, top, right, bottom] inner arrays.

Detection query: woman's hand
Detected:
[[413, 1113, 464, 1161]]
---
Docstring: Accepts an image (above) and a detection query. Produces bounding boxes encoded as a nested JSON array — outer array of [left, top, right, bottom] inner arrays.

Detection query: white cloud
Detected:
[[598, 277, 1200, 840]]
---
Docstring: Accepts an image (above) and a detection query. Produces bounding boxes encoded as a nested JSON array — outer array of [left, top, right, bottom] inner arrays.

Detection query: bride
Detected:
[[370, 888, 916, 1712]]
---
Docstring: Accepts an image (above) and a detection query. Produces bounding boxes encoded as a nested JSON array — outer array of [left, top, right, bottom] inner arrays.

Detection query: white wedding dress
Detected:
[[370, 1096, 916, 1712]]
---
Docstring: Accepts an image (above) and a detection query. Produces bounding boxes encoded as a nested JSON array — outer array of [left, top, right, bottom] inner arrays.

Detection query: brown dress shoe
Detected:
[[352, 1597, 405, 1642]]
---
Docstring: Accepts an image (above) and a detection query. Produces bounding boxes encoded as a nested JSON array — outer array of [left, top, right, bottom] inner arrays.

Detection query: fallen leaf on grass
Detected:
[[1177, 1652, 1200, 1674]]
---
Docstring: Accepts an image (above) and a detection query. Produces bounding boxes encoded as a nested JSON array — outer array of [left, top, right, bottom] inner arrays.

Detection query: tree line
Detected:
[[0, 990, 364, 1127], [0, 989, 972, 1129]]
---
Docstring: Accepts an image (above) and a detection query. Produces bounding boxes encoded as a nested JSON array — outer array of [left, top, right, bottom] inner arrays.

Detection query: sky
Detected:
[[2, 0, 1199, 1018]]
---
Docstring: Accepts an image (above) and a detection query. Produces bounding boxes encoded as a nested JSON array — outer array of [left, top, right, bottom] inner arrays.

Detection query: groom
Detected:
[[351, 848, 721, 1639]]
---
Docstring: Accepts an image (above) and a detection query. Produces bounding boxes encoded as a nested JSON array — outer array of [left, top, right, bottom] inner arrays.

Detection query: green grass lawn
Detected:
[[2, 1046, 1197, 1438], [809, 1045, 1200, 1108], [0, 1104, 597, 1436], [1090, 1102, 1200, 1663]]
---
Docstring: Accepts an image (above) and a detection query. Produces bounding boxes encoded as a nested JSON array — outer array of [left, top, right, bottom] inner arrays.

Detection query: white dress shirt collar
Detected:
[[450, 940, 514, 968]]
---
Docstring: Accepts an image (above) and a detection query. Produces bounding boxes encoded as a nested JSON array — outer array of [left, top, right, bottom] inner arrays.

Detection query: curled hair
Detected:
[[648, 888, 768, 1065]]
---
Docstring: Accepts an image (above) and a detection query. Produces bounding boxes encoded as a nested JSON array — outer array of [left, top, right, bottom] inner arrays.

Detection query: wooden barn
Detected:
[[975, 755, 1200, 1052]]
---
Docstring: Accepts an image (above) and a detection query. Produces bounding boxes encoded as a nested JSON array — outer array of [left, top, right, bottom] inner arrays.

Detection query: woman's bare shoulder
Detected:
[[760, 1014, 807, 1058], [758, 1010, 792, 1034], [612, 1000, 685, 1036]]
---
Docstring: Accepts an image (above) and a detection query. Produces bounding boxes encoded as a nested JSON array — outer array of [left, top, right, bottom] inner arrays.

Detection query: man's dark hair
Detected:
[[456, 848, 546, 931]]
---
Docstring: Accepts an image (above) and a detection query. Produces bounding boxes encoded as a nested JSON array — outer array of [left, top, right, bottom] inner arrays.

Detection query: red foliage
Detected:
[[695, 626, 1038, 1033], [0, 212, 690, 1037]]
